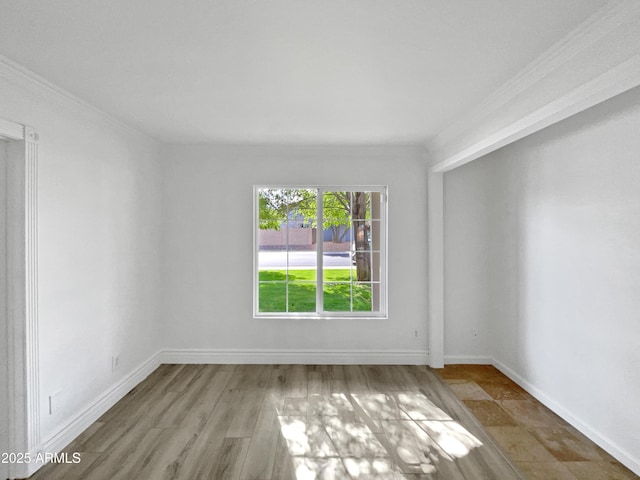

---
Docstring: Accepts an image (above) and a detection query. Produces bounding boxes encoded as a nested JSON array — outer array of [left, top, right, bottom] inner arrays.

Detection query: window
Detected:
[[254, 186, 387, 318]]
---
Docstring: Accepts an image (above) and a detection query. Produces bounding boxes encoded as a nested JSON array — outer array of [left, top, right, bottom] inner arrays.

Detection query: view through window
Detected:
[[255, 187, 387, 317]]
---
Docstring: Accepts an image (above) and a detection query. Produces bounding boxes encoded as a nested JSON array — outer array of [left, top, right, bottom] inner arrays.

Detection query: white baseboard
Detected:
[[444, 355, 493, 365], [492, 357, 640, 477], [161, 348, 429, 365], [35, 352, 162, 466]]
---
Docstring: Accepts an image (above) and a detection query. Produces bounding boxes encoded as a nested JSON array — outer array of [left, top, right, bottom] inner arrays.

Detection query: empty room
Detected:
[[1, 1, 639, 479]]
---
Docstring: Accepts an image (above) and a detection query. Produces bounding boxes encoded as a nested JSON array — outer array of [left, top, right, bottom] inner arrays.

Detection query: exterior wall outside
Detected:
[[258, 227, 313, 246]]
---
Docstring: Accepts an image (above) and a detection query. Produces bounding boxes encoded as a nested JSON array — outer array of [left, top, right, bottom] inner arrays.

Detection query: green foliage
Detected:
[[258, 189, 317, 230], [258, 194, 284, 230], [258, 188, 371, 232]]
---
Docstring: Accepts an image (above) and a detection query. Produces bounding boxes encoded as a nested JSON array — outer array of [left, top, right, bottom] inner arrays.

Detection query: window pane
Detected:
[[323, 192, 350, 221], [321, 190, 381, 313], [258, 248, 288, 273], [259, 282, 286, 312], [258, 269, 287, 282], [352, 282, 373, 311], [323, 282, 353, 312], [323, 266, 354, 282], [370, 192, 382, 220], [258, 189, 288, 223], [322, 281, 374, 312], [322, 221, 351, 246], [350, 191, 371, 221], [257, 186, 385, 316], [370, 251, 381, 282], [285, 224, 316, 258], [293, 190, 317, 214], [323, 192, 351, 260], [288, 282, 316, 312], [257, 188, 318, 314], [352, 220, 372, 247]]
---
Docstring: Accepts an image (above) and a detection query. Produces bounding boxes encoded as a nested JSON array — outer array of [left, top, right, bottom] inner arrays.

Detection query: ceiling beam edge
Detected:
[[428, 0, 640, 172]]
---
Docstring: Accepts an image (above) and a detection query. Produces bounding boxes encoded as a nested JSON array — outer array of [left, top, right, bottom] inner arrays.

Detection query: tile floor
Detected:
[[434, 364, 638, 480]]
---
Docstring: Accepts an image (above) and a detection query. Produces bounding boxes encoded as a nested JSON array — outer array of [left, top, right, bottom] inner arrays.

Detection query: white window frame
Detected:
[[254, 185, 388, 319]]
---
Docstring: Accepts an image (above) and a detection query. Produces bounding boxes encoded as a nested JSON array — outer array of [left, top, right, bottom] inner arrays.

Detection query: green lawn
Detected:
[[258, 269, 372, 312]]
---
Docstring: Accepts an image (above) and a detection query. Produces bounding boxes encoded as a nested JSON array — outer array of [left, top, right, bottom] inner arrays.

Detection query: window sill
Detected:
[[254, 313, 388, 320]]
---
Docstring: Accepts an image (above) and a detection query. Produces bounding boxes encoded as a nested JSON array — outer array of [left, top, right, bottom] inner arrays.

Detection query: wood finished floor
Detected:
[[436, 365, 639, 480], [28, 364, 524, 480]]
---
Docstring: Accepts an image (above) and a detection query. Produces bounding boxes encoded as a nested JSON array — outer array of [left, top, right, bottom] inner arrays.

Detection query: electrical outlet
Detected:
[[111, 354, 121, 372], [48, 391, 60, 415], [472, 329, 478, 338], [414, 330, 419, 338]]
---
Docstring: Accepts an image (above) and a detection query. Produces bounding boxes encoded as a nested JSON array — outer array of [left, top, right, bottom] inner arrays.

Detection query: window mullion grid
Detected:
[[382, 188, 387, 313], [285, 200, 290, 313], [255, 186, 386, 318], [377, 188, 385, 314], [316, 188, 323, 314], [349, 192, 353, 313], [255, 189, 259, 316], [369, 194, 373, 312]]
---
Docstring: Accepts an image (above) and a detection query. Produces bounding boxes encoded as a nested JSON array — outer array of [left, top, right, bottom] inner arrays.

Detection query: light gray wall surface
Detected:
[[0, 140, 8, 478], [443, 157, 496, 362], [444, 85, 640, 472], [0, 76, 163, 443], [160, 144, 428, 355]]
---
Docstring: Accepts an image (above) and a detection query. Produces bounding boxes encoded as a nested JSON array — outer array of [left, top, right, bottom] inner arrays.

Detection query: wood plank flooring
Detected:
[[28, 365, 524, 480]]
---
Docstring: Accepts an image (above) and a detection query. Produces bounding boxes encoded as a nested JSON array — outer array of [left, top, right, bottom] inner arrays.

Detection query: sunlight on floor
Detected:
[[276, 392, 483, 479]]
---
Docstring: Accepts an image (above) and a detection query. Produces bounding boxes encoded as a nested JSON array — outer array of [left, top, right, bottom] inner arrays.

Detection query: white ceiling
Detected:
[[0, 0, 608, 144]]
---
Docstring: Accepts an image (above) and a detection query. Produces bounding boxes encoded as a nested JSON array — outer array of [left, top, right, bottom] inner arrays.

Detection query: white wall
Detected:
[[0, 139, 8, 479], [160, 144, 428, 360], [444, 86, 640, 473], [0, 77, 163, 445], [443, 158, 497, 362]]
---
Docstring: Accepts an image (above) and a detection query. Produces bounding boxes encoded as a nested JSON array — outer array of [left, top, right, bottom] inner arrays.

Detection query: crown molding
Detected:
[[429, 0, 640, 171], [0, 54, 152, 141]]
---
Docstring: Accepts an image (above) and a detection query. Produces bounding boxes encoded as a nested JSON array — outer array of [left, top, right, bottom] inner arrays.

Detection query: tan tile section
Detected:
[[528, 426, 606, 462], [435, 365, 640, 480], [463, 400, 518, 426], [476, 380, 529, 401], [565, 461, 640, 480], [499, 399, 566, 427], [487, 426, 558, 462], [516, 461, 579, 480], [448, 382, 493, 400], [598, 461, 640, 480]]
